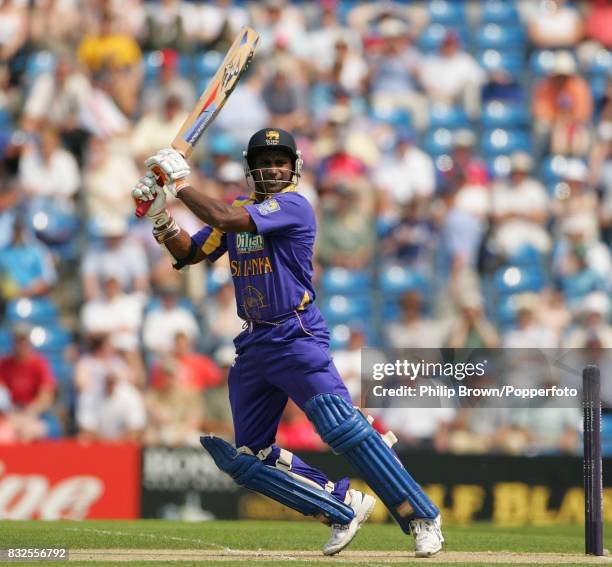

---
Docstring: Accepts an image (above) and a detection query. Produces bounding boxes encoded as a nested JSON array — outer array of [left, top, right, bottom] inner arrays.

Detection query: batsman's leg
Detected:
[[200, 353, 361, 532], [305, 393, 444, 556]]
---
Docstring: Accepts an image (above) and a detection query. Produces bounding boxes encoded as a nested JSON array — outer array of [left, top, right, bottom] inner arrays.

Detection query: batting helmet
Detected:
[[243, 128, 303, 195]]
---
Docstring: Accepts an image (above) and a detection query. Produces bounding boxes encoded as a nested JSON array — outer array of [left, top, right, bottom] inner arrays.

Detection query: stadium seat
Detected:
[[481, 101, 529, 129], [423, 128, 455, 156], [193, 50, 224, 79], [493, 266, 546, 295], [530, 50, 559, 76], [582, 48, 612, 76], [428, 105, 470, 130], [320, 294, 371, 325], [379, 265, 428, 296], [481, 128, 531, 157], [28, 325, 72, 354], [480, 0, 520, 25], [539, 155, 588, 183], [329, 324, 351, 350], [321, 268, 370, 295], [143, 50, 164, 82], [0, 109, 12, 129], [486, 155, 511, 178], [0, 327, 12, 355], [418, 24, 469, 52], [506, 245, 544, 267], [477, 49, 524, 77], [206, 266, 232, 295], [427, 0, 466, 26], [475, 24, 526, 53], [560, 270, 607, 304], [6, 297, 59, 326]]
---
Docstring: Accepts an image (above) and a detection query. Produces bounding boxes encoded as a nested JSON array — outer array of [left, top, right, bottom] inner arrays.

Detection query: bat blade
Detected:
[[135, 27, 259, 217]]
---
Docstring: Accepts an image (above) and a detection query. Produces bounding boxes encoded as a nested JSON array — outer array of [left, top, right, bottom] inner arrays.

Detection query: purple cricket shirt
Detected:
[[192, 187, 317, 321]]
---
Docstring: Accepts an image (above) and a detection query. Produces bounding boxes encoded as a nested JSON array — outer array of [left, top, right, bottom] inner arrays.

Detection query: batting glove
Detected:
[[144, 148, 190, 196], [132, 171, 169, 227]]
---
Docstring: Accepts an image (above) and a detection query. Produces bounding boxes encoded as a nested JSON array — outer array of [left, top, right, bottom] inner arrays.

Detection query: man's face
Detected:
[[251, 149, 294, 195]]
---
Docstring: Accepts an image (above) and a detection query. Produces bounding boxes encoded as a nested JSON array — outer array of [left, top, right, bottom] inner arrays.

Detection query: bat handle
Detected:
[[134, 166, 166, 218]]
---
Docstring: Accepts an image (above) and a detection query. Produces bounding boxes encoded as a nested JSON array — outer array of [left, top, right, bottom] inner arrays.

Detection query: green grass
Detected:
[[0, 520, 608, 566]]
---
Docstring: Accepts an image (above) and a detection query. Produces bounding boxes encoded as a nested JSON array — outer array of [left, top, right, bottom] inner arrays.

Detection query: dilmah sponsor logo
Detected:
[[0, 462, 103, 519], [236, 232, 264, 254]]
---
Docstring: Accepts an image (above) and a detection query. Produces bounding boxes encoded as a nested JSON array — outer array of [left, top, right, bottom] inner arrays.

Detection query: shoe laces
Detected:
[[410, 518, 436, 538]]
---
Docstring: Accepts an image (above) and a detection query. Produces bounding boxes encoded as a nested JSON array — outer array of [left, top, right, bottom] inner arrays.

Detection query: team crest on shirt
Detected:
[[256, 199, 280, 216], [265, 130, 280, 145], [236, 232, 264, 253]]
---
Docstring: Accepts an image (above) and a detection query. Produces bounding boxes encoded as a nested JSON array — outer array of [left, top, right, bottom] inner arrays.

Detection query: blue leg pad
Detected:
[[305, 393, 439, 533], [200, 435, 354, 525]]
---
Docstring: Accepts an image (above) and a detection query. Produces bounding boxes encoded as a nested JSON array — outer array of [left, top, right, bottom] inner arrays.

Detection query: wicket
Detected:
[[583, 364, 603, 556]]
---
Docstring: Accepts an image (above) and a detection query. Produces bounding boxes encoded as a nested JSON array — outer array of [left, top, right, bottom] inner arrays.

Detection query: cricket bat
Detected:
[[135, 26, 259, 217]]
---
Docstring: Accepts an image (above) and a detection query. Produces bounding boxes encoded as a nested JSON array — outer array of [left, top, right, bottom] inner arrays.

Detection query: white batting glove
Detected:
[[144, 148, 190, 196], [132, 171, 168, 226]]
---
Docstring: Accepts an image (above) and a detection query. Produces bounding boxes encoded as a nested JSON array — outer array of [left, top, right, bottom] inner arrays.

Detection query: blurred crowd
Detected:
[[0, 0, 610, 457]]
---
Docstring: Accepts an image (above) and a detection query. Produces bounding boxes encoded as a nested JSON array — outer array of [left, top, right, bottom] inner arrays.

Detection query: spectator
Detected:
[[144, 357, 205, 447], [261, 66, 308, 131], [564, 292, 612, 348], [77, 10, 143, 116], [142, 0, 188, 52], [78, 370, 146, 441], [142, 285, 199, 356], [81, 215, 149, 300], [18, 126, 81, 207], [481, 65, 524, 105], [140, 48, 195, 114], [532, 51, 592, 156], [368, 19, 427, 131], [387, 291, 449, 348], [0, 0, 28, 86], [82, 137, 141, 220], [584, 0, 612, 48], [150, 332, 222, 393], [419, 30, 485, 119], [380, 201, 437, 272], [490, 151, 551, 256], [317, 36, 368, 96], [317, 182, 374, 269], [527, 0, 584, 49], [435, 184, 485, 301], [554, 160, 601, 244], [204, 281, 244, 349], [0, 216, 57, 301], [28, 0, 82, 53], [331, 326, 367, 403], [445, 129, 489, 188], [21, 54, 92, 164], [81, 273, 144, 348], [447, 293, 500, 349], [276, 399, 325, 450], [0, 323, 60, 440], [502, 293, 558, 348], [374, 129, 435, 215], [131, 93, 188, 163]]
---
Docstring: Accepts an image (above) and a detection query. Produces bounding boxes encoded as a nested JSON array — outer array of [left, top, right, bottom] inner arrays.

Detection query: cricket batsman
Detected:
[[132, 128, 444, 557]]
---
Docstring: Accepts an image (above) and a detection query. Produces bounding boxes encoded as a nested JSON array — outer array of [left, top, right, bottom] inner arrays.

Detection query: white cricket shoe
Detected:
[[322, 489, 376, 556], [410, 514, 444, 557]]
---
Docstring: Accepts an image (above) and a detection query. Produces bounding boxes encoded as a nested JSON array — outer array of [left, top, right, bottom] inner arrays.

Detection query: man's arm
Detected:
[[177, 185, 256, 233]]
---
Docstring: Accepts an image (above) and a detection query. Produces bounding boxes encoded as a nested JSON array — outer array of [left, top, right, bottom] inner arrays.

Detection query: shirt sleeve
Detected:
[[244, 192, 313, 235], [192, 226, 227, 263], [37, 356, 56, 392]]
